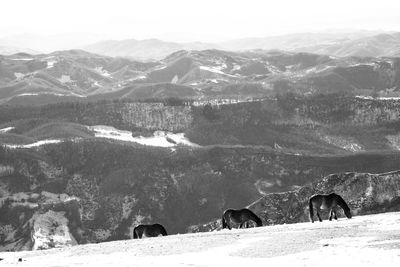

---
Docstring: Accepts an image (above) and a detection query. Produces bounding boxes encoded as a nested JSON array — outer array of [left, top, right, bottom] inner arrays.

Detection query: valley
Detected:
[[1, 43, 400, 252]]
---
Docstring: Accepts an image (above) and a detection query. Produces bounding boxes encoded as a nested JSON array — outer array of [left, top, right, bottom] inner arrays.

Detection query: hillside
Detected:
[[0, 212, 399, 266], [83, 39, 217, 61], [190, 170, 400, 232], [3, 97, 400, 251], [81, 31, 400, 60], [5, 95, 400, 153], [2, 49, 400, 105], [82, 31, 394, 60], [2, 137, 400, 251], [292, 33, 400, 58]]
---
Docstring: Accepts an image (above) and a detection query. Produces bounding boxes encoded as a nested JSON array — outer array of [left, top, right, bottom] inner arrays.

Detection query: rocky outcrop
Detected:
[[188, 170, 400, 232], [0, 165, 14, 177], [31, 210, 78, 250], [0, 191, 83, 251]]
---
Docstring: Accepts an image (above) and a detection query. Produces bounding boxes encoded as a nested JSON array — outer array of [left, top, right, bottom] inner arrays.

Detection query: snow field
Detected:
[[0, 212, 399, 266]]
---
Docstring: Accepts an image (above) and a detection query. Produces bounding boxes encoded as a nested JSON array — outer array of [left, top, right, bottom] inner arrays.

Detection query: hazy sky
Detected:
[[0, 0, 399, 44]]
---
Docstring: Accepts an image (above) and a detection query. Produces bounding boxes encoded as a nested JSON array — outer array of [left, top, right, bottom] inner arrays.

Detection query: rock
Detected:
[[0, 191, 83, 252]]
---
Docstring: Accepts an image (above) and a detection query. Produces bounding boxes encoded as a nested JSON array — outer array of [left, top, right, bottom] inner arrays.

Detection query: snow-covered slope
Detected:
[[0, 212, 399, 266], [88, 125, 199, 147]]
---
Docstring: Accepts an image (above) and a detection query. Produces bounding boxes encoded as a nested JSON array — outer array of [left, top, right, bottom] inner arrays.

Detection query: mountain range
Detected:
[[1, 30, 400, 61], [1, 48, 400, 105], [82, 31, 400, 60]]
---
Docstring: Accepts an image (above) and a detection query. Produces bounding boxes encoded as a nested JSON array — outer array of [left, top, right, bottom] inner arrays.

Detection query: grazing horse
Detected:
[[222, 208, 263, 229], [309, 193, 352, 223], [133, 224, 168, 239]]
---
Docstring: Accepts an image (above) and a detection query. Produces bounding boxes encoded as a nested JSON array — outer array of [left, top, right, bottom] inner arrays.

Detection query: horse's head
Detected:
[[344, 208, 352, 219]]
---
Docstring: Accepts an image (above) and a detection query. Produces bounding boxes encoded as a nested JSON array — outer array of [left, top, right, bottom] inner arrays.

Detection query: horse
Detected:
[[309, 193, 352, 223], [222, 208, 263, 230], [133, 224, 168, 239]]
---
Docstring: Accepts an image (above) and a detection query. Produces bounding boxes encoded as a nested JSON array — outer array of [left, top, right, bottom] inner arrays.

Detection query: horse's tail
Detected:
[[309, 198, 314, 223], [336, 194, 352, 218], [133, 227, 138, 239], [222, 214, 227, 229]]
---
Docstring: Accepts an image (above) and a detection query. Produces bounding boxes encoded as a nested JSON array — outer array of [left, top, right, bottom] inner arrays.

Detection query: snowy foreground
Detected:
[[1, 212, 400, 266]]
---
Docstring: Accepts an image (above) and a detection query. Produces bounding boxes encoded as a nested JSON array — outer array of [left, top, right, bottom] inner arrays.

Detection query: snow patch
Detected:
[[58, 75, 72, 84], [131, 75, 147, 81], [4, 139, 62, 149], [46, 60, 56, 69], [356, 96, 400, 100], [0, 127, 15, 133], [171, 75, 179, 84], [16, 93, 40, 97], [15, 92, 86, 98], [199, 66, 226, 75], [94, 67, 111, 77], [9, 58, 33, 61], [88, 125, 199, 148], [232, 64, 241, 71], [14, 72, 25, 79]]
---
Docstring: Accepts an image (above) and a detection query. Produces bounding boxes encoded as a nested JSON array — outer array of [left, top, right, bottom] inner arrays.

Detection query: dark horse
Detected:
[[222, 208, 263, 229], [309, 193, 352, 223], [133, 224, 168, 239]]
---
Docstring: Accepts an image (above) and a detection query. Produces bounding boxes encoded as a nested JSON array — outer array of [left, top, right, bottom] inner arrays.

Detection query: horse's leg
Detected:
[[333, 209, 338, 220], [226, 219, 232, 230], [316, 207, 323, 222], [329, 209, 333, 221]]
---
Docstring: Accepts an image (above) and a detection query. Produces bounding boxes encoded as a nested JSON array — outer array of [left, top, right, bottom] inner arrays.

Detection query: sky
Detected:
[[0, 0, 399, 48]]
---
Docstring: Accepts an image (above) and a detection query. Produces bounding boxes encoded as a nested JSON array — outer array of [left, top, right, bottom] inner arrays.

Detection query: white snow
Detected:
[[356, 96, 400, 100], [14, 72, 25, 79], [153, 65, 167, 70], [232, 64, 241, 71], [350, 62, 376, 67], [199, 66, 226, 75], [94, 67, 111, 77], [199, 65, 235, 78], [171, 75, 179, 84], [1, 125, 198, 150], [14, 92, 86, 98], [0, 127, 14, 133], [9, 58, 33, 61], [4, 139, 62, 149], [88, 125, 199, 148], [131, 75, 147, 81], [0, 212, 399, 266], [46, 60, 56, 69], [43, 56, 57, 69], [58, 75, 72, 84], [16, 93, 40, 97]]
